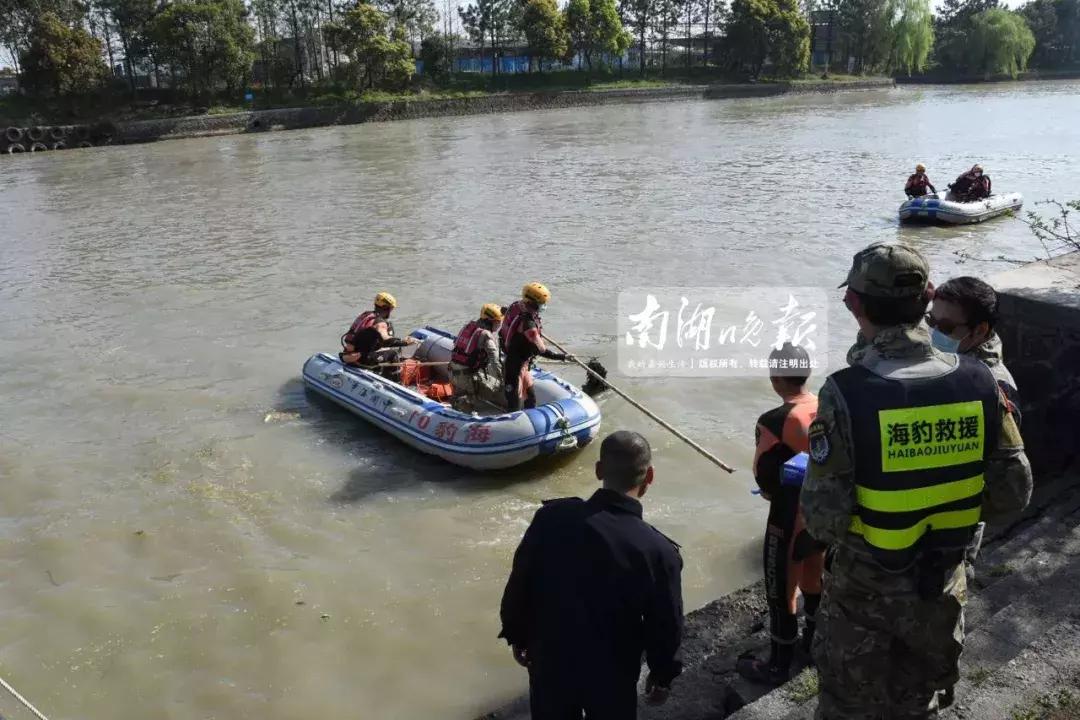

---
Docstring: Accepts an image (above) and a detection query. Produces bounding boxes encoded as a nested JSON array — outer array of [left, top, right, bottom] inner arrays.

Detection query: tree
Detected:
[[1021, 0, 1080, 67], [652, 0, 679, 72], [888, 0, 933, 74], [378, 0, 439, 43], [19, 11, 108, 95], [1, 0, 84, 73], [99, 0, 158, 95], [769, 0, 810, 75], [835, 0, 893, 73], [1021, 0, 1060, 66], [966, 7, 1035, 76], [620, 0, 653, 74], [727, 0, 772, 75], [324, 1, 414, 87], [933, 0, 996, 71], [592, 0, 631, 67], [149, 0, 256, 100], [565, 0, 592, 65], [520, 0, 568, 69], [458, 0, 511, 74], [678, 0, 702, 69], [565, 0, 629, 69], [419, 33, 453, 76]]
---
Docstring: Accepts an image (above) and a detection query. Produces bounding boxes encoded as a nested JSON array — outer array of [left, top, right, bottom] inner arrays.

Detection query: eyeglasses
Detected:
[[925, 313, 967, 335]]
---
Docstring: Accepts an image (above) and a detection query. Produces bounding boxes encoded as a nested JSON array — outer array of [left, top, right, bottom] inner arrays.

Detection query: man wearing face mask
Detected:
[[928, 277, 1021, 425], [800, 242, 1032, 719]]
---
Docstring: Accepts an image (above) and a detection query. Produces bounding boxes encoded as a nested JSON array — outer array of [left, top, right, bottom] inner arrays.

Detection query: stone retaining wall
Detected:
[[3, 79, 897, 153], [991, 251, 1080, 479]]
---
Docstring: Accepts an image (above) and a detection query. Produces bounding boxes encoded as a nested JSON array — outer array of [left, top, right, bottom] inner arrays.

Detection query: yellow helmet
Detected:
[[374, 291, 397, 309], [522, 282, 551, 305], [481, 303, 503, 321], [915, 163, 926, 172]]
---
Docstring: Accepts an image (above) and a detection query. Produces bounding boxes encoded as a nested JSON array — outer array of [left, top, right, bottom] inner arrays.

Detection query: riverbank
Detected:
[[1, 77, 894, 151], [476, 250, 1080, 720], [897, 67, 1080, 84]]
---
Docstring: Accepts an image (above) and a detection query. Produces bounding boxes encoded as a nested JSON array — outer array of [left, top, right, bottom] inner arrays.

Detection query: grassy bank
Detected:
[[0, 71, 883, 126]]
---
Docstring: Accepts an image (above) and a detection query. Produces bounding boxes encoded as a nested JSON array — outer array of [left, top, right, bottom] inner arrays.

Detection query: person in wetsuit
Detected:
[[736, 342, 824, 686], [450, 303, 505, 412], [501, 282, 569, 410], [904, 163, 937, 198], [950, 165, 991, 201], [499, 430, 684, 719], [340, 291, 417, 376]]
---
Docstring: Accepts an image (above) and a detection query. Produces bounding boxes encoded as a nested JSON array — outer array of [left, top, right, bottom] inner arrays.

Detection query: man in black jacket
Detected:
[[499, 430, 684, 719]]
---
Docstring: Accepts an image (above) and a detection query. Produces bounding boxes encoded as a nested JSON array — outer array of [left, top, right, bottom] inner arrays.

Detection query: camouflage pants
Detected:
[[812, 579, 965, 719]]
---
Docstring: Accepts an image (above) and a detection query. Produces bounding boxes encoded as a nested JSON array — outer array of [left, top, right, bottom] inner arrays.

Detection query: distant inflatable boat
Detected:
[[302, 326, 601, 470], [899, 192, 1023, 224]]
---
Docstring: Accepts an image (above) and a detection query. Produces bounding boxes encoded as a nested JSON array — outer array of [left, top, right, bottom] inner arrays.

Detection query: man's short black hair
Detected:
[[599, 431, 652, 492], [934, 277, 998, 330], [853, 289, 931, 327], [768, 342, 810, 388]]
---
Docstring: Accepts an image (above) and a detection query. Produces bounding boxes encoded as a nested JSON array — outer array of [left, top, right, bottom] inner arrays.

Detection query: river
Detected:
[[1, 80, 1077, 719]]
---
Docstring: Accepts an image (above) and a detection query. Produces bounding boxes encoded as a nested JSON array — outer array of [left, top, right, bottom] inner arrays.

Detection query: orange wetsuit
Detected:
[[753, 392, 824, 647]]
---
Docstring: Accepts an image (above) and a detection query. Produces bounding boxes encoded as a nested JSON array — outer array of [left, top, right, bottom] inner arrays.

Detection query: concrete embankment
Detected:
[[3, 78, 895, 153], [897, 68, 1080, 85], [476, 251, 1080, 720], [114, 79, 894, 145]]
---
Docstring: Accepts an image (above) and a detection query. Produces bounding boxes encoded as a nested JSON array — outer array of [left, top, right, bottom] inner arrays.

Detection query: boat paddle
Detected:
[[541, 333, 735, 474]]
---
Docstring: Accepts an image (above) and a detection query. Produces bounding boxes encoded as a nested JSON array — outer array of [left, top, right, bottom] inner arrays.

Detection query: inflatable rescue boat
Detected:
[[899, 192, 1023, 224], [302, 327, 601, 470]]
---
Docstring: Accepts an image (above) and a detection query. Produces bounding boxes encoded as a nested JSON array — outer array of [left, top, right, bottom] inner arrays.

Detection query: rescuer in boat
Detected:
[[450, 303, 506, 412], [949, 165, 991, 202], [502, 282, 570, 411], [904, 163, 937, 198], [340, 291, 418, 376], [736, 342, 824, 687]]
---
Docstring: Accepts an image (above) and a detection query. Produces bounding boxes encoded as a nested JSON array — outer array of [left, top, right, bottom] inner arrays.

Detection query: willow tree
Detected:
[[889, 0, 933, 75], [967, 8, 1035, 77]]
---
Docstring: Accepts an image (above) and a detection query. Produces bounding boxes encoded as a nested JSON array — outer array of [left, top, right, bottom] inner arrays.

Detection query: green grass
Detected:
[[785, 669, 820, 704], [1011, 689, 1080, 720], [987, 563, 1016, 578], [586, 78, 672, 91]]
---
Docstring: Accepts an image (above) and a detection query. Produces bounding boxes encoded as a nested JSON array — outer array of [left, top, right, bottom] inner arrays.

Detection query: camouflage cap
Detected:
[[839, 242, 929, 298]]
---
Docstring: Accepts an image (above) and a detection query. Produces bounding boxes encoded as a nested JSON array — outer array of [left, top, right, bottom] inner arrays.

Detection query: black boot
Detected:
[[736, 642, 792, 687], [801, 593, 821, 659]]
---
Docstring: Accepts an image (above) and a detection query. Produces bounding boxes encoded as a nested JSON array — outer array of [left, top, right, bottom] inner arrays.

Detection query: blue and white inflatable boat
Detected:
[[899, 191, 1023, 224], [302, 327, 602, 470]]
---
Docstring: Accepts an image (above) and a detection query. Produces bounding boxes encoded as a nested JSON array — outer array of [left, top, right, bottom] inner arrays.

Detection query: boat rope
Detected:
[[0, 674, 51, 720]]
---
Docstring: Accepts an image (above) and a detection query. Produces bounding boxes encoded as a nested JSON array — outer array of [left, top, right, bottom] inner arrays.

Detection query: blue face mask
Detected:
[[931, 328, 963, 354], [537, 304, 547, 313]]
